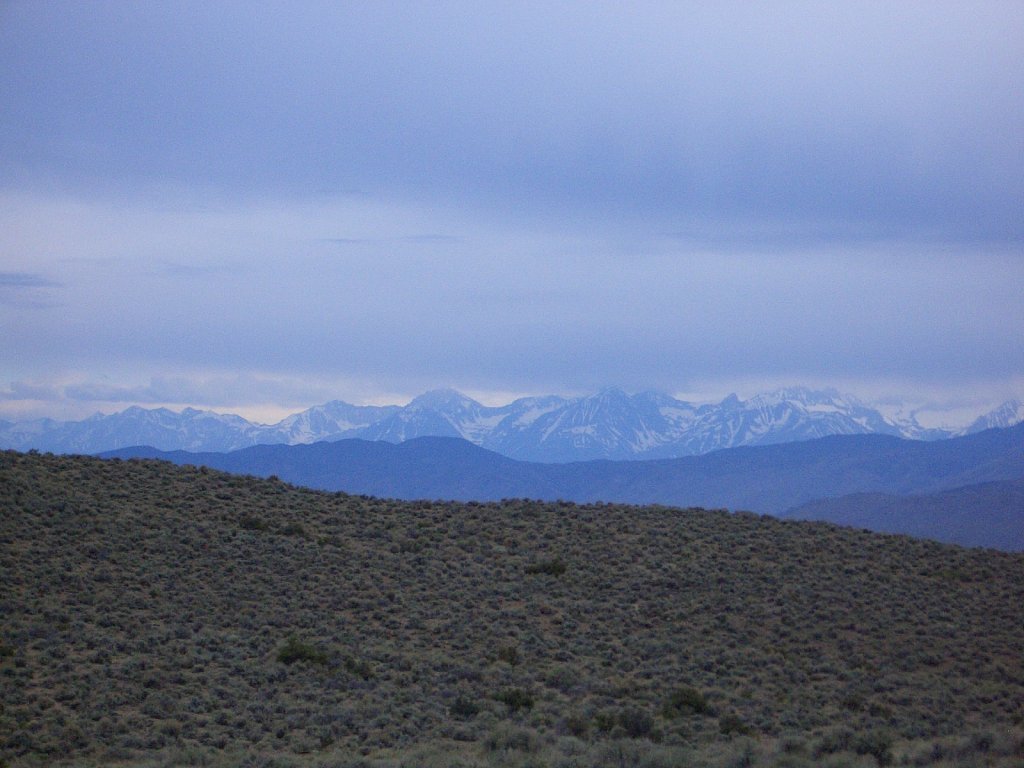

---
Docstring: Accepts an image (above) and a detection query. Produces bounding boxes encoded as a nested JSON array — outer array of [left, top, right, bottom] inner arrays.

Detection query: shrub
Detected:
[[619, 706, 654, 738], [546, 665, 577, 692], [239, 515, 268, 531], [853, 729, 893, 766], [968, 731, 994, 753], [496, 644, 520, 666], [779, 735, 808, 754], [449, 696, 480, 719], [563, 713, 589, 738], [663, 686, 710, 717], [719, 713, 752, 736], [594, 710, 617, 733], [483, 724, 541, 753], [342, 654, 374, 679], [721, 739, 758, 768], [495, 688, 535, 713], [276, 636, 327, 665], [279, 521, 305, 536], [814, 728, 854, 757], [525, 556, 567, 576]]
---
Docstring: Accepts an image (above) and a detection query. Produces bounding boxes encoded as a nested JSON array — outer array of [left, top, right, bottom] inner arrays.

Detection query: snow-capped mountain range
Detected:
[[1, 387, 1020, 462]]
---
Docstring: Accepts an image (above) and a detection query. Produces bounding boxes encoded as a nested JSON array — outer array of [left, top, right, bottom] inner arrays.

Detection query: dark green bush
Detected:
[[594, 710, 617, 733], [276, 635, 327, 665], [496, 644, 520, 666], [853, 729, 893, 766], [342, 654, 374, 679], [450, 696, 480, 719], [545, 665, 577, 691], [663, 686, 710, 717], [239, 514, 268, 531], [619, 706, 653, 738], [495, 688, 534, 713], [525, 556, 567, 576], [719, 713, 752, 736], [563, 713, 589, 738], [968, 731, 994, 753], [483, 724, 541, 753], [814, 727, 854, 757]]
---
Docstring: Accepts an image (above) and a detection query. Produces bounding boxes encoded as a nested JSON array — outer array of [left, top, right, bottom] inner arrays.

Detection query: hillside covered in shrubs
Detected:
[[2, 450, 1023, 767]]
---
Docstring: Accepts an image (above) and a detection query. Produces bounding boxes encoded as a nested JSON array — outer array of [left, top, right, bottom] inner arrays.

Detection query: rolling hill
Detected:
[[2, 450, 1023, 767]]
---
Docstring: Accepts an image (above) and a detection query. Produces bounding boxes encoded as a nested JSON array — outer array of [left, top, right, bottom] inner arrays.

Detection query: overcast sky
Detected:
[[1, 1, 1022, 424]]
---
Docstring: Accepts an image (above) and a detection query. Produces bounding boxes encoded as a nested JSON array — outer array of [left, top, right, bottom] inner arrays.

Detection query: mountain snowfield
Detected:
[[1, 386, 1021, 461]]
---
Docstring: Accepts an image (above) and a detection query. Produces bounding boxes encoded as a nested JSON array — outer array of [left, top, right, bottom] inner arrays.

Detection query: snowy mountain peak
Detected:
[[720, 394, 742, 408], [593, 386, 630, 401], [636, 390, 688, 407], [357, 389, 495, 444], [752, 386, 851, 408], [268, 400, 398, 444], [965, 400, 1024, 434], [2, 386, 1018, 461], [579, 387, 635, 414], [406, 388, 482, 412]]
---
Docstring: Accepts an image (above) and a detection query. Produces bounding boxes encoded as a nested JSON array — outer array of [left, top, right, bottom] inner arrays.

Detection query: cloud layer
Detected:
[[1, 2, 1022, 419]]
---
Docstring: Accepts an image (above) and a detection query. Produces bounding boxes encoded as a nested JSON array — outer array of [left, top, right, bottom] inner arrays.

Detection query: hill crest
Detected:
[[103, 422, 1024, 550]]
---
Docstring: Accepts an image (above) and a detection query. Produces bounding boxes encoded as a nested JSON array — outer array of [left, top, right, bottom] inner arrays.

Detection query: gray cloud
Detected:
[[0, 272, 60, 288], [0, 272, 61, 307], [0, 3, 1021, 419], [324, 234, 461, 246], [61, 374, 339, 410], [159, 261, 247, 279], [0, 380, 64, 402], [2, 2, 1022, 243]]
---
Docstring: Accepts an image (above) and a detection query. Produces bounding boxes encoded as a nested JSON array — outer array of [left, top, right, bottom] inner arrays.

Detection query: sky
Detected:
[[1, 1, 1022, 426]]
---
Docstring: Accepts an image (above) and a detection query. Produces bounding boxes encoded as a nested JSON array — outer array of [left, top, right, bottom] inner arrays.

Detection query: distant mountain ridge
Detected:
[[103, 422, 1024, 550], [2, 386, 1019, 460]]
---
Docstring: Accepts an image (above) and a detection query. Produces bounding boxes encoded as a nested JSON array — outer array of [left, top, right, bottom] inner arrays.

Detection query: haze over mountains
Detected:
[[3, 386, 1021, 460]]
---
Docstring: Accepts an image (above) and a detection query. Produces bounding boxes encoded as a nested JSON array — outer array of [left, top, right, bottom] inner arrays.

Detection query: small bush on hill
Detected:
[[719, 713, 753, 736], [342, 654, 374, 680], [525, 556, 567, 576], [449, 696, 480, 719], [663, 686, 710, 717], [496, 644, 520, 666], [618, 706, 654, 738], [276, 636, 327, 666], [853, 729, 894, 766], [239, 514, 268, 531], [495, 688, 535, 713]]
